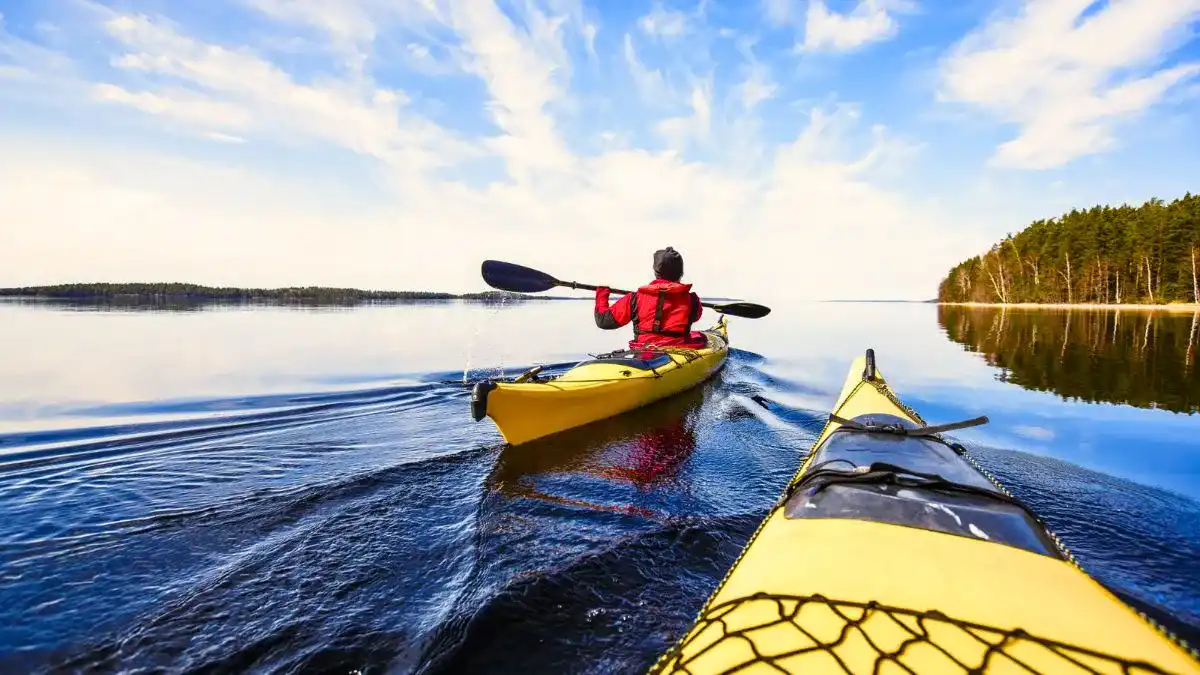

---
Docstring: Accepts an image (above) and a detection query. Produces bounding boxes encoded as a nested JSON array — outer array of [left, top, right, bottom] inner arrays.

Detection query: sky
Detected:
[[2, 0, 1199, 303]]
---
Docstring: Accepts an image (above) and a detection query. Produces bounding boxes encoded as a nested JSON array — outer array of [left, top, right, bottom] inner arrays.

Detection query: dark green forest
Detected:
[[938, 193, 1200, 304], [939, 305, 1199, 414], [0, 283, 548, 306]]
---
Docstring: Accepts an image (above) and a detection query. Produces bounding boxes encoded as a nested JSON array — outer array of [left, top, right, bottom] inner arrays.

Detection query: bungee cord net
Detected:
[[653, 593, 1177, 675]]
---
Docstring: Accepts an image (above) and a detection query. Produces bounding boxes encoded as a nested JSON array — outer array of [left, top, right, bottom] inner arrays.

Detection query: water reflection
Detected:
[[939, 306, 1200, 414], [0, 299, 605, 432], [488, 385, 707, 517]]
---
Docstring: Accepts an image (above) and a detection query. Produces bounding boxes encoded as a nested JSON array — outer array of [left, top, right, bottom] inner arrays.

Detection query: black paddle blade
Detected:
[[480, 260, 561, 293], [711, 302, 771, 319]]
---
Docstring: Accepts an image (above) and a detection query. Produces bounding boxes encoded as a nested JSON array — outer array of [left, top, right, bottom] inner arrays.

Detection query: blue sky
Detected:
[[2, 0, 1199, 301]]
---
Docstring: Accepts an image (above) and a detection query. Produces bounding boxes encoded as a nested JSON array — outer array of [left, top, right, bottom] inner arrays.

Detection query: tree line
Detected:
[[938, 193, 1200, 305], [0, 283, 548, 304]]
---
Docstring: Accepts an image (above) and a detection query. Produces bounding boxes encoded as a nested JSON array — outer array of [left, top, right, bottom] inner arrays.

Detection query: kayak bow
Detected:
[[471, 317, 729, 446], [651, 348, 1200, 675]]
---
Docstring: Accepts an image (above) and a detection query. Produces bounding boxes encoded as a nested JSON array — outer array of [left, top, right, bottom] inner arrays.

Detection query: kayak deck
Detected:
[[651, 349, 1200, 674], [471, 318, 729, 446]]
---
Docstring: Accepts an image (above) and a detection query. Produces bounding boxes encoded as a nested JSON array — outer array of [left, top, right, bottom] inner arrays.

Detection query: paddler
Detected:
[[594, 247, 709, 351]]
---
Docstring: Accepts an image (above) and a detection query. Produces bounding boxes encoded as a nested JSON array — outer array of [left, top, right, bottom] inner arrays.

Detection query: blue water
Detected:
[[0, 299, 1197, 672]]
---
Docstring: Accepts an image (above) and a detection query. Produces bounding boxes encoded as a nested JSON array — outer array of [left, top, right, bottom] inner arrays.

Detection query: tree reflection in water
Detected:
[[939, 305, 1200, 414]]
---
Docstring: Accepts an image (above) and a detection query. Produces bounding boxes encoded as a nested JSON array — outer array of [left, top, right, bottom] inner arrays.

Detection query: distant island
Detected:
[[0, 282, 573, 306], [938, 193, 1199, 308]]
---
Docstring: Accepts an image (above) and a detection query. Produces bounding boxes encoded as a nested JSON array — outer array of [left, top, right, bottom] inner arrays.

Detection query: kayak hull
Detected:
[[651, 349, 1199, 675], [473, 318, 729, 446]]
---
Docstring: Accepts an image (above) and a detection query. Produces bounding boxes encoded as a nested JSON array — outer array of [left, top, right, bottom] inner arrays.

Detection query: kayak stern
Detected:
[[474, 319, 730, 446]]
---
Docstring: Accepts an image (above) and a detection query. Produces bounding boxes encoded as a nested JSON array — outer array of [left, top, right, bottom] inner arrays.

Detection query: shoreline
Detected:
[[0, 284, 575, 303], [0, 295, 579, 307], [940, 302, 1200, 313]]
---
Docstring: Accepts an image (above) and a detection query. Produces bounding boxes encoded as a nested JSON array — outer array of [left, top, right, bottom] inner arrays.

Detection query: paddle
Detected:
[[480, 259, 771, 319]]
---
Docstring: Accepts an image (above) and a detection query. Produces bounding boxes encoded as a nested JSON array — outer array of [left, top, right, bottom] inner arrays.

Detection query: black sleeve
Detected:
[[595, 291, 634, 330], [594, 310, 621, 329], [691, 294, 702, 322]]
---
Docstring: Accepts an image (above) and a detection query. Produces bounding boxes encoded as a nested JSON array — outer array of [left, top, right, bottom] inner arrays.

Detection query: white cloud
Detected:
[[241, 0, 376, 76], [0, 12, 74, 76], [656, 80, 713, 149], [99, 13, 476, 173], [407, 42, 431, 60], [763, 0, 797, 27], [91, 83, 253, 130], [738, 63, 777, 109], [446, 0, 576, 180], [0, 64, 32, 80], [0, 138, 403, 288], [239, 0, 446, 56], [939, 0, 1200, 169], [205, 131, 248, 143], [639, 3, 688, 39], [242, 0, 379, 45], [801, 0, 913, 53], [582, 22, 598, 59], [623, 33, 669, 103], [732, 39, 777, 110]]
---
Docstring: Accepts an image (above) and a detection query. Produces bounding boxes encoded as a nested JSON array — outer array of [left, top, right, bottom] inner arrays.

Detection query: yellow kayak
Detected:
[[651, 349, 1200, 675], [471, 317, 730, 446]]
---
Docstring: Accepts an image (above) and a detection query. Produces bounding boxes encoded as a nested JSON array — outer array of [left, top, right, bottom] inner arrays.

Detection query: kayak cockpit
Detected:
[[782, 412, 1062, 558], [583, 353, 675, 370], [814, 413, 995, 490]]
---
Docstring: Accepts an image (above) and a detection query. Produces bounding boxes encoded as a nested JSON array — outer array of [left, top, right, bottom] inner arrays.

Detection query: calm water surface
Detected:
[[1, 299, 1197, 673]]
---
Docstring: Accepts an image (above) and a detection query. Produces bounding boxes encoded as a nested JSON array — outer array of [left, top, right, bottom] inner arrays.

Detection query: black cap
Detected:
[[653, 247, 684, 281]]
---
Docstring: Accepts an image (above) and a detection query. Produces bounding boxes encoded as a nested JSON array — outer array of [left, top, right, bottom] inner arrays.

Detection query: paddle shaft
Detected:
[[559, 279, 732, 312]]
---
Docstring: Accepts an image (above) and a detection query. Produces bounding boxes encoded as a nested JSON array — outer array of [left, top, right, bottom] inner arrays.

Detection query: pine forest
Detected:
[[938, 193, 1200, 305]]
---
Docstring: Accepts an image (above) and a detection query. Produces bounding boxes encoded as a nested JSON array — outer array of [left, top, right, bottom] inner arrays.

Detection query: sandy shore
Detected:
[[940, 302, 1200, 313]]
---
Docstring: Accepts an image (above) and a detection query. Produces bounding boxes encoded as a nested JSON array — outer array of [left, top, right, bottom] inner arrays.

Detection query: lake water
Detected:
[[1, 298, 1197, 672]]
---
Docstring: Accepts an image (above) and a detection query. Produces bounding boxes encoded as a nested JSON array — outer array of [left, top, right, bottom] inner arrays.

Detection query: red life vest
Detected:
[[630, 280, 700, 342]]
